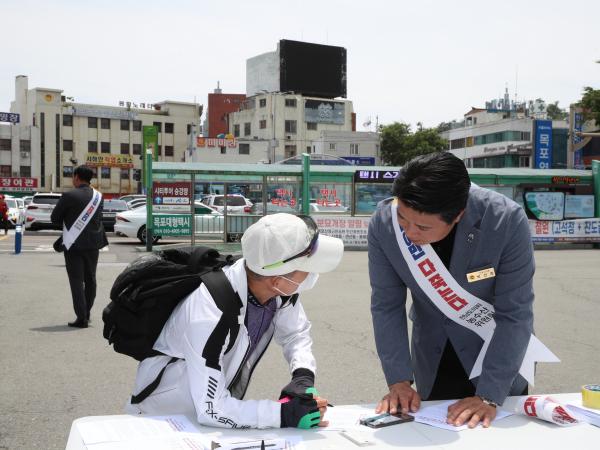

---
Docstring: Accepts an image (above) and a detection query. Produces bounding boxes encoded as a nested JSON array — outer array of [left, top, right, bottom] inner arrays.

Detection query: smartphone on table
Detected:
[[360, 412, 415, 428]]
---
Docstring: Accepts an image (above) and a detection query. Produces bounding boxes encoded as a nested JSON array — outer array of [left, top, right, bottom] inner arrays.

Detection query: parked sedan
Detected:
[[114, 202, 224, 244], [24, 193, 62, 230], [101, 199, 129, 231], [4, 197, 25, 227]]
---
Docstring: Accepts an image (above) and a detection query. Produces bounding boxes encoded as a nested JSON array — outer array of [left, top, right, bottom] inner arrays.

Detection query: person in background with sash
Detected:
[[368, 152, 548, 428], [51, 165, 108, 328]]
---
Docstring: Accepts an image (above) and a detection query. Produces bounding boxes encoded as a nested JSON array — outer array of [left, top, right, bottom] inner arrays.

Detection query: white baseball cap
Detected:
[[242, 213, 344, 276]]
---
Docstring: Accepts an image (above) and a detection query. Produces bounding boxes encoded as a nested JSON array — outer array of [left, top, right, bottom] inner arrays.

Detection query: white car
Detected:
[[201, 194, 253, 214], [24, 193, 62, 230], [114, 202, 224, 244], [4, 196, 25, 227]]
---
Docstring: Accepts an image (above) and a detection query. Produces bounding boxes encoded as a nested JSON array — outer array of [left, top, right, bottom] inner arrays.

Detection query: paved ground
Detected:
[[0, 231, 599, 449]]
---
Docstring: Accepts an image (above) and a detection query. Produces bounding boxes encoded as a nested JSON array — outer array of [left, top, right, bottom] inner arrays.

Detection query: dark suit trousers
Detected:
[[64, 249, 99, 321], [426, 342, 528, 401]]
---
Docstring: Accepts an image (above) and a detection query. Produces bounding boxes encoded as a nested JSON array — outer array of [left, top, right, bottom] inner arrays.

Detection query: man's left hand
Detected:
[[446, 396, 497, 428]]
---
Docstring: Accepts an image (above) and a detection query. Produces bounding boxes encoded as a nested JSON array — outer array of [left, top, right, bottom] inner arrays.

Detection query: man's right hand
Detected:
[[375, 381, 421, 414]]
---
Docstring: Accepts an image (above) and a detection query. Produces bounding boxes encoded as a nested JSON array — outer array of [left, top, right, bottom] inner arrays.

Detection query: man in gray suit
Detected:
[[369, 152, 536, 428]]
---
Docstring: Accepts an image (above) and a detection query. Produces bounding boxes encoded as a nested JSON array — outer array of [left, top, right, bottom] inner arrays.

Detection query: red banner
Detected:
[[0, 177, 38, 191]]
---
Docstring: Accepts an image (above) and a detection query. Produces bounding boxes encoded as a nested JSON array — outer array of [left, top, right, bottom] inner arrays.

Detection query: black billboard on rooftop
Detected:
[[279, 40, 347, 99]]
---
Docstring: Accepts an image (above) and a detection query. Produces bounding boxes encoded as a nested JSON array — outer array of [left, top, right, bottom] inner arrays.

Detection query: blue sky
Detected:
[[2, 0, 599, 129]]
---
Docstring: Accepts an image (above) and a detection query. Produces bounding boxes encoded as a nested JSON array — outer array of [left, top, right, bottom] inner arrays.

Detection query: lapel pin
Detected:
[[467, 232, 474, 243]]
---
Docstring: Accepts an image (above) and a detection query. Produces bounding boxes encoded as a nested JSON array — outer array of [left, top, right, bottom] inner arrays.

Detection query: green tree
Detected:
[[546, 101, 567, 120], [380, 122, 448, 166], [579, 87, 600, 127]]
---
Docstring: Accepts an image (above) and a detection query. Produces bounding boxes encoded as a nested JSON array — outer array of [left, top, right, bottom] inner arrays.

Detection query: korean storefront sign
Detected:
[[534, 119, 553, 169], [0, 112, 20, 123], [85, 153, 134, 168], [0, 177, 38, 191], [152, 214, 192, 236], [152, 182, 192, 212]]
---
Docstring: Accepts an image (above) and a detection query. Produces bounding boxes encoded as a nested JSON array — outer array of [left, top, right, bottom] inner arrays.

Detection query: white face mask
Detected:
[[274, 273, 320, 297]]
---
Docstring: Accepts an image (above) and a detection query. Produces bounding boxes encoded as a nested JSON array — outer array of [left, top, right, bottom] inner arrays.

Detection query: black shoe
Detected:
[[68, 319, 88, 328]]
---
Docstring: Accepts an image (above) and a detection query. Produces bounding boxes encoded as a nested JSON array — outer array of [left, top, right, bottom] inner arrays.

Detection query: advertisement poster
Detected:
[[529, 219, 600, 243], [313, 216, 371, 247], [564, 195, 595, 219], [525, 192, 564, 220]]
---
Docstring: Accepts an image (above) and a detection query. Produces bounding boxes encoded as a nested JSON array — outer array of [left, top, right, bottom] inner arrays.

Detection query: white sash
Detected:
[[62, 188, 102, 250], [390, 201, 559, 385]]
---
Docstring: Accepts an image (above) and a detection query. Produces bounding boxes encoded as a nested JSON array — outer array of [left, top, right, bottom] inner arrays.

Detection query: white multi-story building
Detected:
[[441, 108, 568, 169], [1, 75, 201, 195], [188, 92, 380, 164]]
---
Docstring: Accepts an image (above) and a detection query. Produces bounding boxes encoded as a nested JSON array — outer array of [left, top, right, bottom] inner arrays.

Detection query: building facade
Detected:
[[441, 107, 568, 169], [205, 85, 246, 138], [188, 92, 379, 164], [1, 75, 201, 196]]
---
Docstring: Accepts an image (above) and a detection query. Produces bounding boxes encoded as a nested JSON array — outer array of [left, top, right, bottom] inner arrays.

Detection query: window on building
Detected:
[[0, 165, 11, 176], [88, 141, 98, 152], [63, 115, 73, 126], [259, 98, 267, 108], [132, 143, 142, 155], [88, 117, 98, 128], [187, 124, 192, 135], [20, 166, 31, 177], [285, 120, 297, 134], [120, 143, 129, 154], [20, 140, 30, 152], [329, 143, 336, 151], [522, 131, 531, 141], [239, 143, 250, 155], [259, 119, 267, 129], [101, 167, 111, 179], [90, 167, 97, 179], [63, 139, 73, 152], [350, 143, 359, 155], [101, 142, 110, 153], [285, 98, 297, 107], [133, 169, 141, 181], [132, 120, 142, 131], [165, 145, 174, 156], [153, 121, 162, 132], [307, 122, 317, 131], [120, 168, 130, 180], [450, 138, 466, 149], [63, 166, 73, 178], [306, 146, 312, 153], [220, 146, 226, 154], [284, 145, 297, 159], [234, 124, 240, 137], [120, 120, 129, 131], [0, 139, 11, 151], [101, 118, 110, 129], [244, 122, 251, 136], [165, 122, 174, 134]]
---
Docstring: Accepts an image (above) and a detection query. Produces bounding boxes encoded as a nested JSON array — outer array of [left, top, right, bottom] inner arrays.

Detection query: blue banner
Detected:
[[534, 120, 553, 169], [573, 112, 584, 169], [342, 156, 375, 166], [0, 112, 20, 123]]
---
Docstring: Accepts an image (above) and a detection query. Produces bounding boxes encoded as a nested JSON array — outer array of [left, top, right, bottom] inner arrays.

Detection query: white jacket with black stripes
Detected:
[[125, 258, 317, 429]]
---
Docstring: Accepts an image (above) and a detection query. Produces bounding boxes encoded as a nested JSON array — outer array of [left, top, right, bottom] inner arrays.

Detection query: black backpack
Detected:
[[102, 246, 243, 403]]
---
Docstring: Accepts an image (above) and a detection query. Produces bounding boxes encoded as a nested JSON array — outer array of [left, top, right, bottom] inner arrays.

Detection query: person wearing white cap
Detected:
[[126, 213, 344, 430]]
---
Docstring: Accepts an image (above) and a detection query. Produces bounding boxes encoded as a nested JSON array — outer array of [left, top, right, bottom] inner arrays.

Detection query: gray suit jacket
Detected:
[[368, 185, 534, 405]]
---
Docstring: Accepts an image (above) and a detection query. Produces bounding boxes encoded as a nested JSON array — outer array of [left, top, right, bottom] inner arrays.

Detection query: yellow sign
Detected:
[[85, 153, 134, 168], [466, 267, 496, 283], [44, 94, 53, 102]]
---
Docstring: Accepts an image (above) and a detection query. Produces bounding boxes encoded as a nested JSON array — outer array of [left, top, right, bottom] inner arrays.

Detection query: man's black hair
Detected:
[[74, 165, 94, 183], [392, 152, 470, 224]]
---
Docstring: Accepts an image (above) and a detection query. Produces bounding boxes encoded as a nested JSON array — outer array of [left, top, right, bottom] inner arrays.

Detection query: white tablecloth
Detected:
[[65, 393, 600, 449]]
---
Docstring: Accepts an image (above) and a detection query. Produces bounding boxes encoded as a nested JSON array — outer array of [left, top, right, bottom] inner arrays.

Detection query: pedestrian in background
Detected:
[[51, 166, 108, 328], [0, 195, 8, 235]]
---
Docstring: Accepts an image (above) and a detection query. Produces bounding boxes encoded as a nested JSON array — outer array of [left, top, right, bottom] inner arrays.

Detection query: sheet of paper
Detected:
[[87, 434, 210, 450], [78, 415, 199, 445], [412, 400, 513, 432], [566, 402, 600, 427], [319, 405, 375, 431]]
